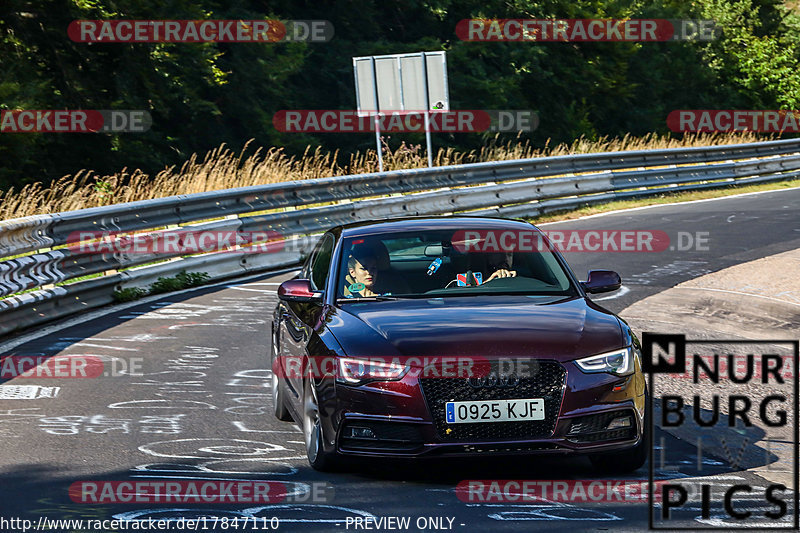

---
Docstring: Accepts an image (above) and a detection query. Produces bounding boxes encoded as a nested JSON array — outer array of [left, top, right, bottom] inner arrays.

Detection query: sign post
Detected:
[[420, 53, 433, 168], [353, 51, 449, 170]]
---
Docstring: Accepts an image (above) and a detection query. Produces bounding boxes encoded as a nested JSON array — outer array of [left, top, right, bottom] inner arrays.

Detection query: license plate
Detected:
[[445, 398, 545, 424]]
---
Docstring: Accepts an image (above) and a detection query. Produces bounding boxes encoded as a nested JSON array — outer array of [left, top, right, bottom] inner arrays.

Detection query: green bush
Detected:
[[176, 271, 211, 287], [112, 287, 148, 303], [149, 276, 184, 294], [149, 271, 211, 294], [112, 271, 211, 301]]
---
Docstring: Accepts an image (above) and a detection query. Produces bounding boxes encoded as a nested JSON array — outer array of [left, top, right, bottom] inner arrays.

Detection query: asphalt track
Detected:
[[1, 187, 799, 532]]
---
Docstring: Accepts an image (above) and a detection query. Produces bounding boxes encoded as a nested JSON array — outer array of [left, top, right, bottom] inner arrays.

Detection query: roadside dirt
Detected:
[[619, 248, 800, 489]]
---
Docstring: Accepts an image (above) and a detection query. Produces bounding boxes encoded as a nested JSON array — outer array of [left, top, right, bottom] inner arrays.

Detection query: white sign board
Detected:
[[353, 51, 449, 170], [353, 51, 449, 114]]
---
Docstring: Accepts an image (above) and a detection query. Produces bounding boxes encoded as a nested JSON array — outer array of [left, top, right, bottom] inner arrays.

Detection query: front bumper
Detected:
[[335, 405, 642, 458], [321, 359, 646, 458]]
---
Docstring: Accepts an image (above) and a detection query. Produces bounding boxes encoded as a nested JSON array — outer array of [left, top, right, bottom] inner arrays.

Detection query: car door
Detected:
[[280, 234, 335, 409]]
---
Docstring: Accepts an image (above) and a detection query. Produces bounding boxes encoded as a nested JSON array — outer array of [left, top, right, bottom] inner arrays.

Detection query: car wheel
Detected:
[[271, 332, 292, 421], [303, 378, 337, 471], [589, 393, 649, 474]]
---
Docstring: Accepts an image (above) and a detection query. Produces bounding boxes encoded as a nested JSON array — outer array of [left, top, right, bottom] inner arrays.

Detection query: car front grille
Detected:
[[420, 360, 566, 442]]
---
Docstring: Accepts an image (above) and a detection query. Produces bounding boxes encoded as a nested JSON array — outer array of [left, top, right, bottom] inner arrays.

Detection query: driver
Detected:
[[449, 250, 517, 287], [343, 245, 389, 297], [484, 251, 517, 282]]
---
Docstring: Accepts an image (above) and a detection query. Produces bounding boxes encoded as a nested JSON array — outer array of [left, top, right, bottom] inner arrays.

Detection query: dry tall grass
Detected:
[[0, 132, 769, 220]]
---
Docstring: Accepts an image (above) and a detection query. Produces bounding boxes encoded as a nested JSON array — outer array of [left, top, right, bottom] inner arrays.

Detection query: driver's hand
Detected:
[[486, 269, 517, 282]]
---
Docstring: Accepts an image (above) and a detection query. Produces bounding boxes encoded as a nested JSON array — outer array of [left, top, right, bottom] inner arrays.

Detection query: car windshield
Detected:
[[336, 228, 578, 300]]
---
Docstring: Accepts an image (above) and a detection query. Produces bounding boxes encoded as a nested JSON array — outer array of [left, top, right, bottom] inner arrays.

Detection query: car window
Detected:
[[384, 237, 428, 258], [300, 237, 323, 279], [309, 234, 335, 291], [336, 228, 578, 300]]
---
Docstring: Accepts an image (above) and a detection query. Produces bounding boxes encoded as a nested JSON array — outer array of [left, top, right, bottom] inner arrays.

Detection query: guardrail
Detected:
[[2, 137, 800, 337]]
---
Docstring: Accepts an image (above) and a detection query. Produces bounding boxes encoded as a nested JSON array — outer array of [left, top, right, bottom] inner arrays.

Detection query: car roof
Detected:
[[338, 216, 540, 238]]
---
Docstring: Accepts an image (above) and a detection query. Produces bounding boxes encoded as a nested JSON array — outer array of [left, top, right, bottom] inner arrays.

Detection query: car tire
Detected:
[[589, 393, 649, 474], [271, 331, 292, 422], [303, 378, 338, 471]]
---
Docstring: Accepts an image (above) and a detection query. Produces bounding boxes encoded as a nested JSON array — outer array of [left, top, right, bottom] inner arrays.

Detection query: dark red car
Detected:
[[271, 217, 647, 472]]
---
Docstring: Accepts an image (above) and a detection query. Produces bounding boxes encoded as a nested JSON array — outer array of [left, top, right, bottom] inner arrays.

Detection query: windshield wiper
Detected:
[[336, 295, 399, 303]]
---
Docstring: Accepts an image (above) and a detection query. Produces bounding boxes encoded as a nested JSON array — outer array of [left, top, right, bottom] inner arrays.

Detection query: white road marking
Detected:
[[129, 476, 308, 493], [139, 438, 287, 459], [232, 420, 302, 434], [71, 343, 139, 351], [114, 509, 247, 521], [0, 385, 60, 399], [488, 508, 622, 521], [226, 286, 277, 293], [673, 286, 800, 308], [114, 505, 377, 523], [108, 400, 216, 410], [61, 334, 170, 343], [244, 505, 377, 523], [466, 503, 622, 522], [0, 268, 300, 355], [539, 184, 800, 226], [696, 515, 794, 527]]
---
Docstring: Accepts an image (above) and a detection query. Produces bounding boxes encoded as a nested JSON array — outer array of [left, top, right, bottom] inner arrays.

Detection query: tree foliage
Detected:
[[1, 0, 798, 191]]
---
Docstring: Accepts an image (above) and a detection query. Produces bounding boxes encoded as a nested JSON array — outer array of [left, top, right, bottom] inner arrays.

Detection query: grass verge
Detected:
[[0, 131, 777, 220]]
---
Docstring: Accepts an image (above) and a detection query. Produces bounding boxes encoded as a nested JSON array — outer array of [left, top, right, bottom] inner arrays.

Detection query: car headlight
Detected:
[[337, 357, 408, 385], [575, 347, 635, 376]]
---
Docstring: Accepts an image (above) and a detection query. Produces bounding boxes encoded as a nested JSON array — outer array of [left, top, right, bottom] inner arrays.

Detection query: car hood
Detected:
[[327, 295, 624, 363]]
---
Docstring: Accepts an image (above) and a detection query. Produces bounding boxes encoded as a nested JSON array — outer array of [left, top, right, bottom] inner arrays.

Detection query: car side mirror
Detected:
[[581, 270, 622, 294], [278, 279, 323, 302]]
